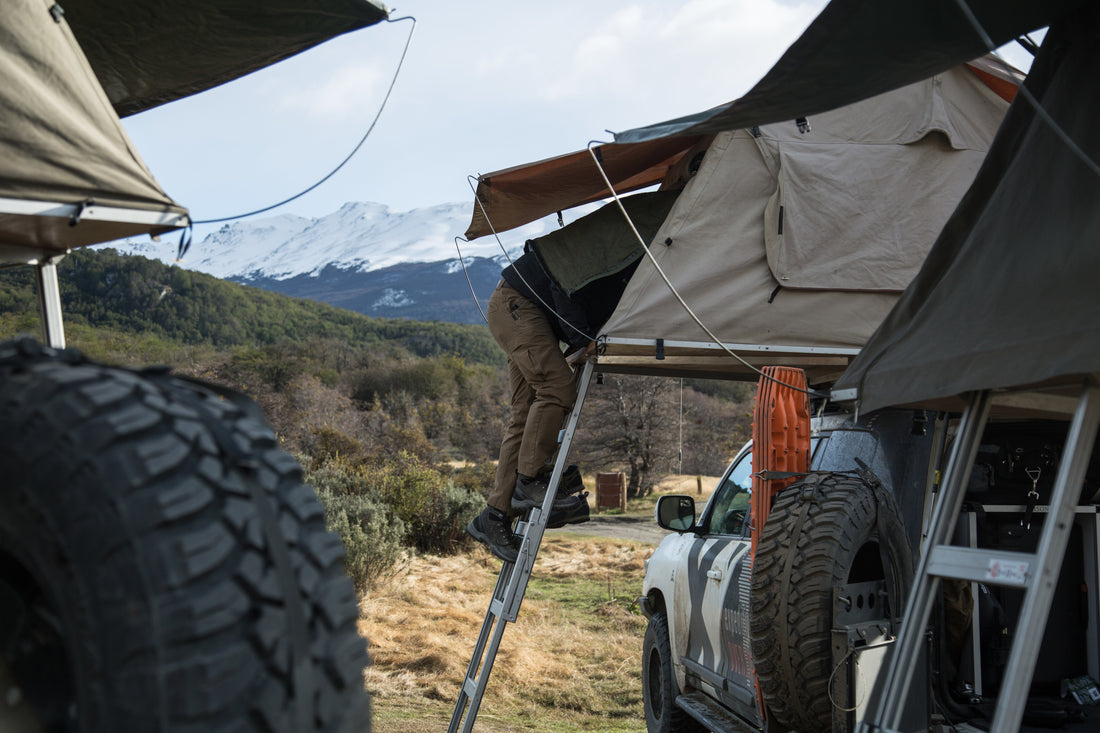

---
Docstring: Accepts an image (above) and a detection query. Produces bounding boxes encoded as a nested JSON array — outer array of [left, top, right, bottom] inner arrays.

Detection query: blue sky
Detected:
[[121, 0, 831, 231], [120, 0, 1037, 239]]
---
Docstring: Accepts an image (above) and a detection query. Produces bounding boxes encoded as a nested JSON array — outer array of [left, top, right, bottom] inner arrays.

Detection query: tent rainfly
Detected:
[[467, 60, 1016, 384]]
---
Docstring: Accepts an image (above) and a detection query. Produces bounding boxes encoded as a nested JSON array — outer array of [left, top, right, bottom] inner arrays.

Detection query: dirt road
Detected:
[[551, 514, 673, 545]]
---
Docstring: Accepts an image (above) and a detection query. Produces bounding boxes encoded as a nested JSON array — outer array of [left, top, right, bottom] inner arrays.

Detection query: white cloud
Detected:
[[542, 0, 827, 114], [271, 64, 387, 120]]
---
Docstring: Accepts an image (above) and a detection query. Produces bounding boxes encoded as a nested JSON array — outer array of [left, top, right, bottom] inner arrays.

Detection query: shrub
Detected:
[[446, 462, 496, 499], [314, 486, 409, 594], [362, 451, 443, 525], [309, 452, 480, 557], [413, 482, 483, 555], [306, 460, 409, 592]]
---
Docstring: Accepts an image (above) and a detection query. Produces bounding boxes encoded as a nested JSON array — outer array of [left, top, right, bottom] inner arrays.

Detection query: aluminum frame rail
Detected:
[[448, 359, 596, 733], [859, 379, 1100, 733]]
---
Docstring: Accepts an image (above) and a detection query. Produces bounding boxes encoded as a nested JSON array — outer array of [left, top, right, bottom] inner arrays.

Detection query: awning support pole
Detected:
[[35, 255, 66, 349]]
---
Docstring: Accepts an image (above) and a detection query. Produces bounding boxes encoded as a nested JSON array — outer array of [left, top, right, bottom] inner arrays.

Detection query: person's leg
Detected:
[[513, 324, 575, 477], [488, 288, 575, 474], [487, 355, 533, 513], [468, 285, 530, 563]]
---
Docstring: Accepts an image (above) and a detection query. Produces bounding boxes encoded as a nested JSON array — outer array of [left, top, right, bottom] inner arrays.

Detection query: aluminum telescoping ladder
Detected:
[[448, 359, 596, 733], [859, 379, 1100, 733]]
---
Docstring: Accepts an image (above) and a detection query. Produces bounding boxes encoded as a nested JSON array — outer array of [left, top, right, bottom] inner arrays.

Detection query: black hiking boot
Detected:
[[546, 493, 591, 529], [535, 464, 585, 496], [466, 506, 521, 564], [511, 474, 576, 513]]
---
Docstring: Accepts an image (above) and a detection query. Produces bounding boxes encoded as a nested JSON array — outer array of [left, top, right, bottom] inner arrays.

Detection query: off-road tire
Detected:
[[642, 610, 705, 733], [749, 473, 913, 733], [0, 339, 370, 731]]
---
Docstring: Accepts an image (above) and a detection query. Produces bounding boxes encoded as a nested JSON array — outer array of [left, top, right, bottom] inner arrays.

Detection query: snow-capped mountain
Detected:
[[105, 201, 562, 324]]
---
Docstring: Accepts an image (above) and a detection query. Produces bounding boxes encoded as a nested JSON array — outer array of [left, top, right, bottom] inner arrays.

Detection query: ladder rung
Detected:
[[926, 545, 1035, 588]]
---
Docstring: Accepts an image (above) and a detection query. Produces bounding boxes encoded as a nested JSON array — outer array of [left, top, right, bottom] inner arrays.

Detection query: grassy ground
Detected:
[[359, 474, 719, 732]]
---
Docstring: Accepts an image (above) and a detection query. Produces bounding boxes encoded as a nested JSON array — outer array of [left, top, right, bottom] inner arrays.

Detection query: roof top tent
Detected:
[[465, 58, 1016, 385], [0, 0, 387, 346]]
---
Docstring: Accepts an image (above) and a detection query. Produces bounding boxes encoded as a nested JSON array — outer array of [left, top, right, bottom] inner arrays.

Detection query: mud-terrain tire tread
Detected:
[[0, 339, 370, 731], [749, 473, 912, 733], [642, 610, 705, 733]]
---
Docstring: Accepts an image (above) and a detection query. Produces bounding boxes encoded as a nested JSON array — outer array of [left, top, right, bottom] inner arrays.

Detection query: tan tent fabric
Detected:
[[0, 0, 189, 259], [758, 68, 1004, 292], [597, 65, 1009, 381]]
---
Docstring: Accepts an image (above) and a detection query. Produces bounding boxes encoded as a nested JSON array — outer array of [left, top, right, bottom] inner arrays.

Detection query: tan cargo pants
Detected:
[[486, 282, 577, 513]]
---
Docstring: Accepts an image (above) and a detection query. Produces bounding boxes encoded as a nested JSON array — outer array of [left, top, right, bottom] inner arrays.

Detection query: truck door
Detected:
[[682, 449, 760, 722]]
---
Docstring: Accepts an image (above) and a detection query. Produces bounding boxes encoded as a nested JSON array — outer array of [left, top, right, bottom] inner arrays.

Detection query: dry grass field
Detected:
[[360, 474, 720, 732]]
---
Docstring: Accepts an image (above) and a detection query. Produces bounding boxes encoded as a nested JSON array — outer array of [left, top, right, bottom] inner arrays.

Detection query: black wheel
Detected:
[[0, 339, 370, 731], [749, 473, 913, 733], [642, 610, 705, 733]]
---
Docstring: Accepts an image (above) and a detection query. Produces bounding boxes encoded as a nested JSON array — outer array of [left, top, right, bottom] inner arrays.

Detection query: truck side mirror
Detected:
[[655, 495, 695, 532]]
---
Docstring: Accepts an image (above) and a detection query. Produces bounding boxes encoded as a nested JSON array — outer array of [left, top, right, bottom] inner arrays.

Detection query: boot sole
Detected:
[[547, 503, 591, 529]]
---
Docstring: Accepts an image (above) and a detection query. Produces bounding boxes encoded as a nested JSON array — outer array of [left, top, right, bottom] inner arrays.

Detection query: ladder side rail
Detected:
[[458, 612, 513, 733], [991, 380, 1100, 729], [502, 359, 596, 620], [449, 566, 514, 732], [862, 389, 993, 733]]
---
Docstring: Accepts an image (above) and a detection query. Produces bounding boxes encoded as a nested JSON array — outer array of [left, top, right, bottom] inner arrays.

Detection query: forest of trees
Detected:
[[0, 249, 755, 591]]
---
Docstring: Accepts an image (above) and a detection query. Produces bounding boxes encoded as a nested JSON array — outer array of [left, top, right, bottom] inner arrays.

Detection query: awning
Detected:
[[63, 0, 389, 117], [464, 136, 704, 240]]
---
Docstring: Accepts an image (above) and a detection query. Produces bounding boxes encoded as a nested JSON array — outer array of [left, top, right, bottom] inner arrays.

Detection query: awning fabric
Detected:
[[0, 0, 189, 258], [833, 6, 1100, 411], [464, 136, 704, 240], [64, 0, 389, 117], [612, 0, 1082, 144]]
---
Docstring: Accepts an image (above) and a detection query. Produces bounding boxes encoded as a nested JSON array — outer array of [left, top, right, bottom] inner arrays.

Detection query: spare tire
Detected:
[[0, 339, 370, 732], [749, 472, 913, 733]]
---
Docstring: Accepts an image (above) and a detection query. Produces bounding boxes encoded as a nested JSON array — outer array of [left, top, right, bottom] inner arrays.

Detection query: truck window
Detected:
[[703, 438, 823, 537], [703, 451, 753, 536]]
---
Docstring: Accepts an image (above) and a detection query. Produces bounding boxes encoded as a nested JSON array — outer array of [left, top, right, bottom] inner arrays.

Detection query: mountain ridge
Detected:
[[106, 200, 554, 323]]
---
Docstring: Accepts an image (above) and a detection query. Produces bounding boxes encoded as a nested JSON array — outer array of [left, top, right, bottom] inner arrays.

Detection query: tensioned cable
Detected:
[[454, 235, 489, 325], [191, 15, 417, 226], [952, 0, 1100, 178], [584, 142, 827, 398], [461, 175, 597, 347]]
